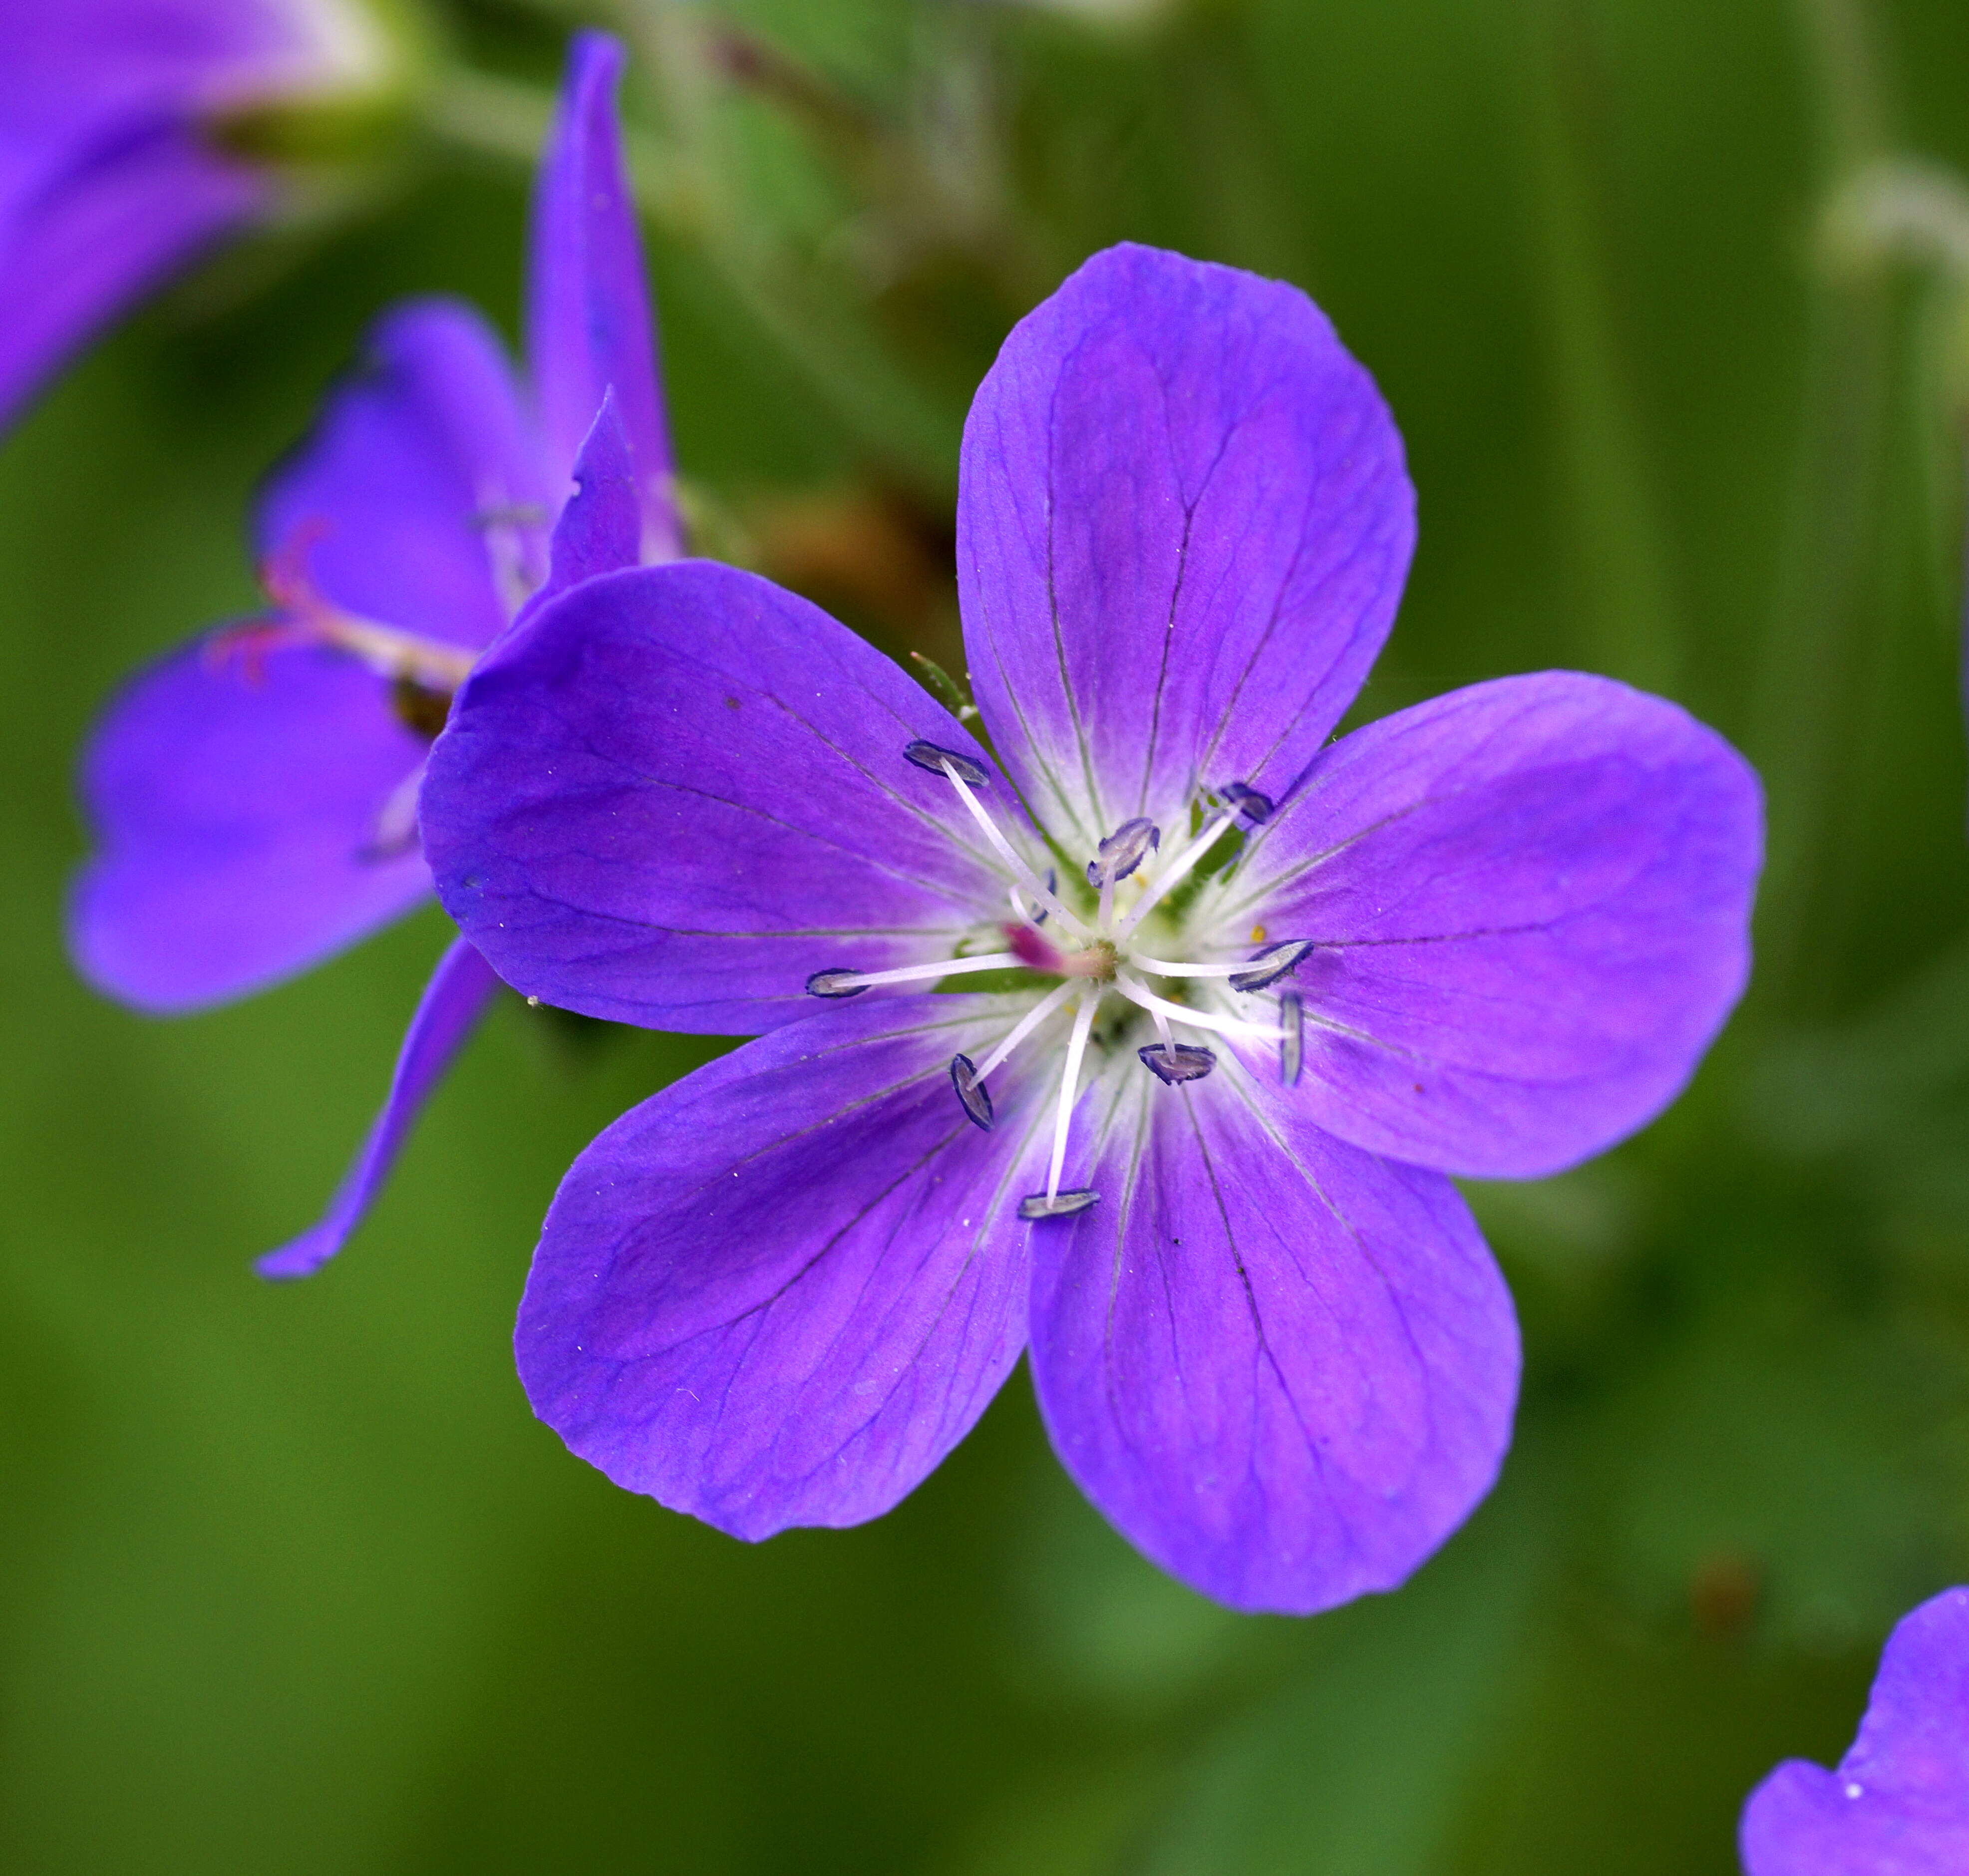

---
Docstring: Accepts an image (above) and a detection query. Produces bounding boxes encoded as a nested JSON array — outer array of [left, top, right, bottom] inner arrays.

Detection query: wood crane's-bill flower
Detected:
[[422, 243, 1763, 1613], [70, 30, 677, 1278]]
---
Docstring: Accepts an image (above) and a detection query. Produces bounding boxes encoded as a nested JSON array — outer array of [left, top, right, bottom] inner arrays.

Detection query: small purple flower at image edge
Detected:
[[420, 241, 1766, 1614], [1741, 1587, 1969, 1876], [68, 28, 679, 1280], [0, 0, 415, 430]]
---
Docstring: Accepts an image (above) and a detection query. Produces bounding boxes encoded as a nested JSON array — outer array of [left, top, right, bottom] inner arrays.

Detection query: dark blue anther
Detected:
[[1086, 818, 1160, 888], [1018, 1189, 1100, 1221], [1138, 1042, 1217, 1086], [1279, 992, 1304, 1087], [806, 967, 868, 999], [1030, 868, 1057, 925], [950, 1053, 994, 1130], [904, 740, 989, 787], [1229, 938, 1315, 993], [1218, 781, 1274, 825]]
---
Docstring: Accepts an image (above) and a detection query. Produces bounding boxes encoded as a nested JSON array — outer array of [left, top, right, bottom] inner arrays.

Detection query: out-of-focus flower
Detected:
[[0, 0, 423, 427], [1741, 1586, 1969, 1874], [421, 244, 1762, 1613], [70, 30, 679, 1279]]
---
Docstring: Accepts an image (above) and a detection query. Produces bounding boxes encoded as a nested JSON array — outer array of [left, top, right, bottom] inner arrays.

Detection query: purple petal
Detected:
[[423, 562, 1005, 1034], [1225, 671, 1763, 1179], [1742, 1587, 1969, 1875], [957, 242, 1412, 852], [517, 995, 1050, 1538], [257, 936, 502, 1280], [0, 119, 261, 427], [1026, 1061, 1518, 1614], [71, 638, 434, 1011], [526, 30, 680, 559], [520, 389, 642, 621], [256, 297, 550, 650]]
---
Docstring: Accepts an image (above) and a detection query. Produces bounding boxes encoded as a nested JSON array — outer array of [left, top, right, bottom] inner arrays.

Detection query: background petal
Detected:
[[1026, 1059, 1519, 1615], [0, 121, 261, 429], [1741, 1587, 1969, 1875], [70, 639, 433, 1011], [526, 30, 680, 559], [518, 995, 1051, 1539], [255, 297, 551, 650], [956, 242, 1413, 853], [1221, 671, 1763, 1179], [257, 937, 502, 1281], [424, 562, 1007, 1034]]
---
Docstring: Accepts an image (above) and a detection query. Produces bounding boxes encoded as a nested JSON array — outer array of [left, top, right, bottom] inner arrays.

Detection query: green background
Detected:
[[8, 0, 1969, 1869]]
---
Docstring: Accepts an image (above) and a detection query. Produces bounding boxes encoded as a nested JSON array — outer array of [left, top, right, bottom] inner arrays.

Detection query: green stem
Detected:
[[1744, 0, 1897, 1015], [422, 62, 959, 494], [1522, 0, 1682, 698]]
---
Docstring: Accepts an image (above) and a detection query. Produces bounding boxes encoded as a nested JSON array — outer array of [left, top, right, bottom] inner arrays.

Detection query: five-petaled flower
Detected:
[[0, 0, 411, 429], [422, 242, 1763, 1613], [1741, 1586, 1969, 1875], [70, 30, 677, 1279]]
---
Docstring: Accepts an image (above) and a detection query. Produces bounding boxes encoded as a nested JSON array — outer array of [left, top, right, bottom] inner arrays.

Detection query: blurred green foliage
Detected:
[[9, 0, 1969, 1869]]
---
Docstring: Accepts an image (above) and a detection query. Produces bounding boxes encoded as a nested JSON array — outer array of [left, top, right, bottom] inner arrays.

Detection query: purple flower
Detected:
[[420, 243, 1762, 1613], [1742, 1587, 1969, 1875], [0, 0, 410, 427], [70, 29, 677, 1278]]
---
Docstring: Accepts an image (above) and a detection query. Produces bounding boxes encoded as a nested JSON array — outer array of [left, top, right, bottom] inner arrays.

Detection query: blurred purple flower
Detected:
[[1742, 1587, 1969, 1875], [0, 0, 410, 428], [70, 29, 679, 1279], [421, 243, 1762, 1613]]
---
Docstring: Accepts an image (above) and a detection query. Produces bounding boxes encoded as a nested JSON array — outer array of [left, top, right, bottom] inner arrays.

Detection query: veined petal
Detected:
[[1741, 1587, 1969, 1875], [423, 562, 1008, 1034], [257, 936, 502, 1280], [71, 639, 433, 1011], [957, 242, 1412, 852], [526, 30, 679, 559], [1222, 672, 1762, 1179], [255, 297, 551, 651], [0, 119, 261, 428], [517, 995, 1050, 1539], [1026, 1058, 1518, 1615]]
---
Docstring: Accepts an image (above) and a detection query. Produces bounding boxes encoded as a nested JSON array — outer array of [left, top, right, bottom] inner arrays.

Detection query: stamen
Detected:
[[261, 548, 478, 691], [358, 762, 425, 863], [1110, 974, 1282, 1042], [904, 740, 990, 787], [949, 1054, 994, 1130], [1018, 1189, 1099, 1221], [804, 951, 1020, 996], [1229, 939, 1316, 993], [1217, 780, 1275, 825], [936, 759, 1090, 937], [1279, 991, 1304, 1086], [806, 968, 869, 999], [974, 980, 1078, 1078], [1138, 1043, 1217, 1086], [1043, 992, 1100, 1202], [1128, 955, 1251, 980], [1116, 811, 1232, 938], [1086, 818, 1160, 890], [1009, 868, 1058, 927]]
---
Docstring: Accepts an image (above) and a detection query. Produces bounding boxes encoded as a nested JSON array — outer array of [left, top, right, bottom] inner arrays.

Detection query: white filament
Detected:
[[826, 950, 1019, 991], [1110, 975, 1282, 1042], [1045, 993, 1100, 1200], [1116, 812, 1231, 938], [937, 760, 1090, 938], [975, 979, 1078, 1079]]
